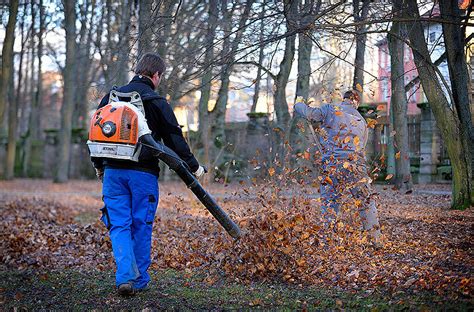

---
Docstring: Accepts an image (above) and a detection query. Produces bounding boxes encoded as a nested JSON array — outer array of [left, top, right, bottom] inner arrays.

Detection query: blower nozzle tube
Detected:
[[139, 134, 241, 239]]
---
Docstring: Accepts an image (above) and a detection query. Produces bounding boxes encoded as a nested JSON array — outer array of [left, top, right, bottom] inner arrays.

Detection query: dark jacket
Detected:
[[91, 75, 199, 176]]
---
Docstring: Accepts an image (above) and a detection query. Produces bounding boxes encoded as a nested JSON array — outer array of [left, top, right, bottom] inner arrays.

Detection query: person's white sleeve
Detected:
[[294, 103, 324, 123]]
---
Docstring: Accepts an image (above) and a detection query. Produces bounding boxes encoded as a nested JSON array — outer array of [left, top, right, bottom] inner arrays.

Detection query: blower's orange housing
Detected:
[[89, 104, 139, 145]]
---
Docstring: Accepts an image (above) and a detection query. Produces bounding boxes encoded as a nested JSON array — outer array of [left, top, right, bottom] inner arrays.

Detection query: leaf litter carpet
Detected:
[[0, 179, 472, 300]]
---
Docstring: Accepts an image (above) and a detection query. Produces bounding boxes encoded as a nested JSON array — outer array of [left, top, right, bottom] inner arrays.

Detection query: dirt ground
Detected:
[[0, 179, 472, 309]]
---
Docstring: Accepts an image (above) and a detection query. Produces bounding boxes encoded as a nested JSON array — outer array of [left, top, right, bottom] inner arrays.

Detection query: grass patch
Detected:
[[0, 268, 471, 311]]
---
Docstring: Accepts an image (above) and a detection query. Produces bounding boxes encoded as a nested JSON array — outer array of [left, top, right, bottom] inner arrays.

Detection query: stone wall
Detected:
[[416, 103, 442, 183], [0, 106, 450, 182]]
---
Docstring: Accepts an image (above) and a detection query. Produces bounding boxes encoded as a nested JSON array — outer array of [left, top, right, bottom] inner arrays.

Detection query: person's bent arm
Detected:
[[153, 99, 200, 172], [294, 101, 325, 123]]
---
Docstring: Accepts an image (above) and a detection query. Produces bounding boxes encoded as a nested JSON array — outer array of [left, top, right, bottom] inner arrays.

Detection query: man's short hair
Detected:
[[135, 53, 166, 77], [343, 90, 360, 103]]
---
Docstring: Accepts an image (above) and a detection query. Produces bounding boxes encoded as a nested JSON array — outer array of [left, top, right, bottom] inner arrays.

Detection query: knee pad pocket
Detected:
[[146, 194, 157, 224], [100, 205, 112, 230]]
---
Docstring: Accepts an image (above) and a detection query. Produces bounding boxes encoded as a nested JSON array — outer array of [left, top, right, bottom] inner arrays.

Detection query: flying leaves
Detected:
[[366, 118, 377, 129], [268, 167, 275, 177], [353, 136, 360, 147]]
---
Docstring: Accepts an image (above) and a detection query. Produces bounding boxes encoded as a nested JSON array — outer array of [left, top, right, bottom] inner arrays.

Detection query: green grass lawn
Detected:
[[0, 268, 471, 311]]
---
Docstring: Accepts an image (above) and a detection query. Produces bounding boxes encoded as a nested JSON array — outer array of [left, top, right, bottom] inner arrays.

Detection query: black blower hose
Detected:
[[139, 134, 241, 239]]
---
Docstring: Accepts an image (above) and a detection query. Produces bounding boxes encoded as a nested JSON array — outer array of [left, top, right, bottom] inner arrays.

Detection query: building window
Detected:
[[429, 32, 436, 43]]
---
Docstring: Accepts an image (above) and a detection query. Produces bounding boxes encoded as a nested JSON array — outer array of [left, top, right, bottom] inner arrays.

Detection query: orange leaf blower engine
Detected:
[[87, 90, 150, 161], [87, 90, 241, 239]]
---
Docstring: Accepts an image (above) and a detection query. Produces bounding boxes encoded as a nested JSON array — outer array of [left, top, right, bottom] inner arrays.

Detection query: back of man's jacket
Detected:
[[294, 100, 368, 162], [91, 75, 199, 176]]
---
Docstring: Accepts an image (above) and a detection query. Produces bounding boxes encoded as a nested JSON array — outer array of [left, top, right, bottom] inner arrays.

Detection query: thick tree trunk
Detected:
[[74, 0, 96, 129], [6, 4, 24, 180], [156, 0, 176, 97], [5, 63, 16, 179], [439, 0, 474, 177], [117, 0, 131, 86], [0, 0, 19, 137], [213, 71, 230, 147], [295, 34, 312, 99], [23, 0, 45, 176], [386, 110, 396, 176], [198, 0, 218, 166], [287, 31, 313, 170], [274, 0, 298, 128], [20, 0, 44, 176], [250, 0, 266, 114], [387, 0, 413, 192], [405, 0, 472, 209], [138, 0, 153, 59], [55, 0, 77, 183], [352, 0, 370, 95], [273, 37, 295, 127], [211, 0, 254, 145], [210, 0, 231, 147], [25, 0, 44, 177]]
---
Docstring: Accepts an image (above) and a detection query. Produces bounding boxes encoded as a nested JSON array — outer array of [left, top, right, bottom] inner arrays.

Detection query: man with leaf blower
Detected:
[[294, 90, 382, 247], [89, 53, 206, 296]]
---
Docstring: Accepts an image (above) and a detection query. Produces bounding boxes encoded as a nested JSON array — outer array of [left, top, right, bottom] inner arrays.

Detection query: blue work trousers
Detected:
[[101, 168, 159, 289]]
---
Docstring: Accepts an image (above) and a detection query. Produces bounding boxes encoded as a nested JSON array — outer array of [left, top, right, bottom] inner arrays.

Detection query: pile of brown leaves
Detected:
[[0, 180, 472, 299], [0, 197, 112, 270]]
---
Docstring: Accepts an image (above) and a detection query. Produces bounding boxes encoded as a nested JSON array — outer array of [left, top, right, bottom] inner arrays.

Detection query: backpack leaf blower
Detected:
[[87, 90, 241, 239]]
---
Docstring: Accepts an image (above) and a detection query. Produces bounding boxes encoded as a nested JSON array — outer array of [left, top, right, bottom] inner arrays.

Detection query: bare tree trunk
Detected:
[[352, 0, 370, 96], [405, 0, 472, 209], [22, 0, 35, 177], [386, 107, 396, 176], [388, 0, 412, 192], [286, 30, 313, 170], [211, 0, 254, 145], [55, 0, 77, 183], [250, 0, 266, 114], [213, 72, 230, 147], [295, 34, 312, 99], [104, 0, 114, 86], [0, 0, 19, 137], [439, 0, 474, 177], [138, 0, 154, 59], [273, 34, 295, 127], [156, 0, 177, 97], [198, 0, 218, 167], [74, 0, 96, 129], [117, 0, 131, 85], [25, 0, 44, 177], [273, 0, 298, 128], [6, 3, 24, 179]]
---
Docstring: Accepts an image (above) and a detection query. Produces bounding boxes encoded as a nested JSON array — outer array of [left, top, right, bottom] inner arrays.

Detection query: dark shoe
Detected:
[[135, 286, 149, 293], [117, 282, 136, 296]]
